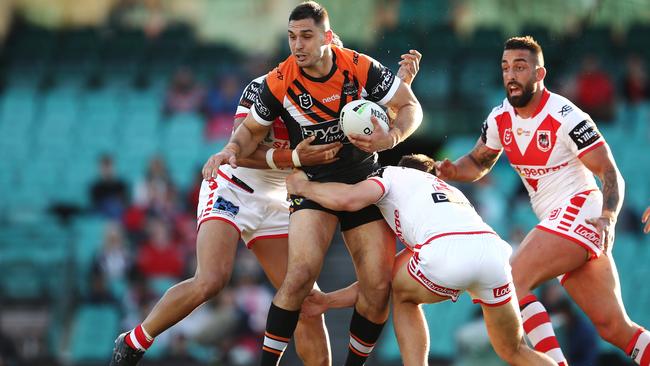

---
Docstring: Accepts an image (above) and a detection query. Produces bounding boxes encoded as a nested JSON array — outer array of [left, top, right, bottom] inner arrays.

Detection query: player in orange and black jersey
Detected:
[[202, 2, 423, 365]]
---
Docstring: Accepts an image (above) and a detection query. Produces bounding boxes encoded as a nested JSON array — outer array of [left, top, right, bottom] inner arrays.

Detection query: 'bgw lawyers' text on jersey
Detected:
[[251, 45, 399, 180]]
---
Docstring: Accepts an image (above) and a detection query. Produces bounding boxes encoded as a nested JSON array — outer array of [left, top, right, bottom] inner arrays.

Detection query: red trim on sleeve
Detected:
[[234, 113, 248, 119], [367, 178, 385, 195], [577, 140, 606, 158]]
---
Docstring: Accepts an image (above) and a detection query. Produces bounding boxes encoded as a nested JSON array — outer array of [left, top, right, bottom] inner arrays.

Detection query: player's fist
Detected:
[[586, 215, 616, 254], [285, 169, 309, 195], [296, 136, 342, 166], [642, 207, 650, 234], [202, 147, 238, 180], [435, 158, 457, 180], [300, 289, 330, 318], [397, 49, 422, 86]]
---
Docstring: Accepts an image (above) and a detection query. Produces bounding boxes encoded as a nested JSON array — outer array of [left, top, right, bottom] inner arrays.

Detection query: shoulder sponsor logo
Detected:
[[211, 196, 240, 218], [570, 120, 601, 149], [352, 51, 359, 65], [558, 104, 573, 117], [493, 283, 512, 298], [368, 167, 385, 178], [343, 81, 358, 96], [574, 224, 601, 248], [254, 97, 271, 119], [298, 93, 313, 109], [502, 128, 513, 145], [536, 130, 551, 152], [275, 68, 283, 80], [300, 119, 345, 144], [322, 94, 340, 103]]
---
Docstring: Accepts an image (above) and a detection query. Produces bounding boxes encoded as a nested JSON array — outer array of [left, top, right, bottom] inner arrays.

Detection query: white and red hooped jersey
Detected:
[[481, 89, 606, 219], [228, 75, 291, 187], [367, 166, 495, 250]]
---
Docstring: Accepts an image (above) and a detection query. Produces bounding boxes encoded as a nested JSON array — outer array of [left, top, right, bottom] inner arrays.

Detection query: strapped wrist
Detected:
[[291, 149, 302, 167], [265, 148, 279, 170]]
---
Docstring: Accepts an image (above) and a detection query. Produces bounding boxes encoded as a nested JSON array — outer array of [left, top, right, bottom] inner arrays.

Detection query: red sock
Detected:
[[124, 324, 154, 351], [519, 294, 568, 365]]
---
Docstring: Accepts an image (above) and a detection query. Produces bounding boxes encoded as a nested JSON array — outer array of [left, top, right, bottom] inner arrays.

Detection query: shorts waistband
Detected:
[[415, 231, 497, 250]]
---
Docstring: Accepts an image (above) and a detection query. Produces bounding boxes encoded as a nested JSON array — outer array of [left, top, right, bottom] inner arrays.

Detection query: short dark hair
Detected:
[[504, 36, 544, 66], [398, 154, 436, 174], [289, 1, 330, 28]]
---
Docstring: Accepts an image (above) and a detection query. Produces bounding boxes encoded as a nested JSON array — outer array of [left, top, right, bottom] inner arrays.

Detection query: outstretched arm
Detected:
[[285, 170, 384, 212], [435, 138, 502, 182]]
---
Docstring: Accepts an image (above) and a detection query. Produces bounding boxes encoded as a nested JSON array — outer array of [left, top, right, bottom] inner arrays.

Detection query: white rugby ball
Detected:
[[339, 100, 389, 137]]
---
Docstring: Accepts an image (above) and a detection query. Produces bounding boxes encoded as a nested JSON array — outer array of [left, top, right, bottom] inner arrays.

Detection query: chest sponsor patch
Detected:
[[300, 119, 345, 144]]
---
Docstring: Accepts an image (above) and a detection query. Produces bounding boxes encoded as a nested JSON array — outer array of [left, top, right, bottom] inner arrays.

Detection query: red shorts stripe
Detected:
[[472, 296, 512, 307], [535, 336, 561, 353], [423, 230, 497, 244], [562, 214, 576, 222], [198, 217, 241, 236], [565, 206, 580, 215], [559, 221, 572, 227], [246, 233, 288, 249], [523, 312, 551, 334]]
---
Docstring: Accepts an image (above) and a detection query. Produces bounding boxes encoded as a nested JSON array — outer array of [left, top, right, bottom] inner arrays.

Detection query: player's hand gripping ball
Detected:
[[339, 100, 389, 137]]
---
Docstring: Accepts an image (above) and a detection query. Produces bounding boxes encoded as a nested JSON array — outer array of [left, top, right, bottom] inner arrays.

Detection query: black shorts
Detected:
[[289, 195, 383, 231], [289, 161, 383, 231]]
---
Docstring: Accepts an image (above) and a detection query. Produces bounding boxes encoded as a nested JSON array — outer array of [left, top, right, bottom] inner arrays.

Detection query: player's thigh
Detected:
[[510, 227, 588, 294], [562, 254, 635, 341], [251, 237, 289, 290], [480, 298, 525, 353], [392, 259, 448, 305], [195, 219, 240, 282], [342, 219, 396, 285], [286, 209, 338, 277]]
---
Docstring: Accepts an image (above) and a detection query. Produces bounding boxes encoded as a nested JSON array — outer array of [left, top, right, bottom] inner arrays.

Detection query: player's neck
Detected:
[[514, 87, 545, 119], [301, 47, 334, 79]]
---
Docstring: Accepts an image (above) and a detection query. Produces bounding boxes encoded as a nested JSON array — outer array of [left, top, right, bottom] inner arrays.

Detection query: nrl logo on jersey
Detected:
[[537, 130, 552, 152], [298, 93, 313, 109], [502, 128, 513, 145]]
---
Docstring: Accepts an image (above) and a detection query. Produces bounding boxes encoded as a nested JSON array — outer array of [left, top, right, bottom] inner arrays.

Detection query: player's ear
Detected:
[[324, 29, 333, 45], [536, 66, 546, 82]]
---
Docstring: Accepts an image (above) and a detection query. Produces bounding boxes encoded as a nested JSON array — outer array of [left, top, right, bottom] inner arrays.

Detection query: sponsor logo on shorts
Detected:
[[211, 196, 239, 218], [493, 283, 511, 298], [574, 224, 601, 248], [416, 270, 460, 298], [548, 208, 561, 221]]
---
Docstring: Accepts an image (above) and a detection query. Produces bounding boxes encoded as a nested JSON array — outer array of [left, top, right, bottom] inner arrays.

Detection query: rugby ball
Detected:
[[339, 100, 389, 137]]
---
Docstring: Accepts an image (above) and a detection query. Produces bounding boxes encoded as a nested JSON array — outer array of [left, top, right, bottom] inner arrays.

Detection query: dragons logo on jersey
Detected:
[[537, 130, 551, 152], [298, 93, 313, 109]]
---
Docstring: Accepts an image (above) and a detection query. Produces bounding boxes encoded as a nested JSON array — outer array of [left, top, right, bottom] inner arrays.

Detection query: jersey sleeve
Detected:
[[235, 76, 264, 118], [559, 105, 606, 158], [480, 112, 503, 151], [251, 74, 284, 126], [360, 55, 400, 105], [366, 166, 391, 201]]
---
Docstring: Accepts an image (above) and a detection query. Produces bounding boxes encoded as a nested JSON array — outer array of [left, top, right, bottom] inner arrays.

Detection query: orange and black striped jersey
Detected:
[[251, 45, 400, 180]]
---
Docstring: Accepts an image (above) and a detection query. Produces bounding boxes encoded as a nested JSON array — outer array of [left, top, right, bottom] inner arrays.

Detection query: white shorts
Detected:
[[196, 168, 289, 248], [407, 232, 514, 306], [535, 189, 603, 284]]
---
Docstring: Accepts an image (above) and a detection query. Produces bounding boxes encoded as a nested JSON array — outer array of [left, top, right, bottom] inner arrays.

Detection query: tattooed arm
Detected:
[[435, 138, 502, 182], [580, 143, 625, 252]]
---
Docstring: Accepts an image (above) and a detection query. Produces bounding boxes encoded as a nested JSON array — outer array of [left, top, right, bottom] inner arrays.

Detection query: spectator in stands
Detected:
[[89, 154, 129, 219], [204, 73, 243, 140], [92, 222, 132, 287], [136, 218, 184, 279], [163, 67, 205, 116], [574, 54, 615, 123], [621, 55, 649, 105], [133, 155, 177, 219]]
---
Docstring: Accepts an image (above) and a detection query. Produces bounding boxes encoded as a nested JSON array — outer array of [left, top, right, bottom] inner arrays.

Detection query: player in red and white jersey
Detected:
[[437, 36, 650, 366], [286, 154, 555, 366]]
